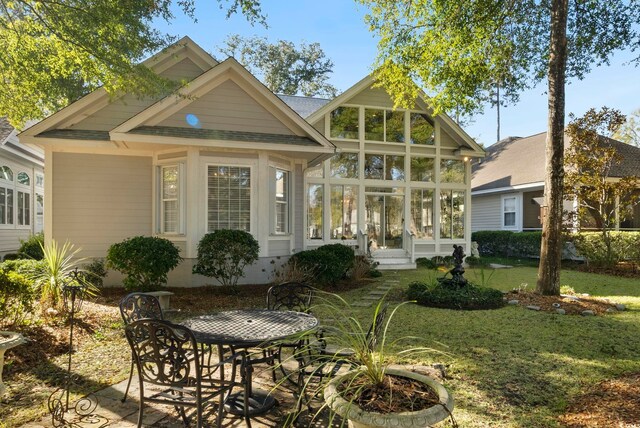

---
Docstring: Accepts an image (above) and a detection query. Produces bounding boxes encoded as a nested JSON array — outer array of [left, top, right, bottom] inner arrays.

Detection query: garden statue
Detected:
[[471, 241, 480, 257], [437, 244, 468, 288]]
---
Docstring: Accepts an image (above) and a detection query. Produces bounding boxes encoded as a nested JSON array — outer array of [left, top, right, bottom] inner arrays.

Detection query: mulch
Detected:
[[505, 290, 620, 315], [559, 372, 640, 427]]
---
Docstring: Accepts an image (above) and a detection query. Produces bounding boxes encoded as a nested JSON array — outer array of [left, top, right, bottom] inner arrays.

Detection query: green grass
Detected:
[[324, 265, 640, 427]]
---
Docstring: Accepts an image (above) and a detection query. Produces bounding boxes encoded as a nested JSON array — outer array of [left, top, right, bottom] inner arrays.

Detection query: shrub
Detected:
[[416, 257, 438, 269], [0, 269, 35, 326], [349, 255, 376, 281], [18, 232, 44, 260], [81, 258, 108, 288], [0, 259, 45, 277], [407, 280, 505, 310], [571, 231, 640, 266], [465, 256, 487, 267], [471, 231, 543, 258], [107, 236, 182, 291], [317, 244, 355, 276], [271, 258, 317, 285], [289, 249, 343, 286], [3, 253, 20, 261], [192, 230, 259, 288]]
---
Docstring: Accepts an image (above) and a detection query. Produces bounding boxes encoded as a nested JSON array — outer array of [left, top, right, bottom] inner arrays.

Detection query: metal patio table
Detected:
[[181, 309, 318, 416]]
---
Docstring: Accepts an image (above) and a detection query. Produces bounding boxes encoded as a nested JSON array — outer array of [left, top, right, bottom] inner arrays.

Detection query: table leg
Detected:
[[224, 346, 276, 416]]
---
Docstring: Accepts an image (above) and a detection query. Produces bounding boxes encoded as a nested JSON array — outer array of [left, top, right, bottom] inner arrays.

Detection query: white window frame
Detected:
[[502, 195, 520, 230], [15, 170, 31, 229], [274, 168, 290, 235], [35, 193, 44, 234], [158, 163, 185, 235], [205, 163, 254, 234]]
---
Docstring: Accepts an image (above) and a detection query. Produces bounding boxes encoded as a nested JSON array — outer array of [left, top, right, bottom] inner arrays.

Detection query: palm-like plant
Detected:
[[32, 240, 93, 308]]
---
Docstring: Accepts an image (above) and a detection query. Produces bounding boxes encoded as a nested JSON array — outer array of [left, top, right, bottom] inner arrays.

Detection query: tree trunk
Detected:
[[537, 0, 568, 295]]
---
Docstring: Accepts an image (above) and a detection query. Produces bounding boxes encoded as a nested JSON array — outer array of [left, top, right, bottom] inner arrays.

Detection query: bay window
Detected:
[[160, 165, 180, 234], [275, 169, 289, 234], [207, 165, 251, 232]]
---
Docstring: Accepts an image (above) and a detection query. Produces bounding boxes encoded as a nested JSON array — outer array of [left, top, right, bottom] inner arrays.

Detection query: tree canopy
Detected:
[[359, 0, 640, 295], [613, 108, 640, 147], [0, 0, 265, 128], [219, 34, 338, 97], [564, 107, 640, 263]]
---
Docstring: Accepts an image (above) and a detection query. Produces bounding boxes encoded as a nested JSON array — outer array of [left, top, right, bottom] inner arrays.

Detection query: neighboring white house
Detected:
[[471, 132, 640, 232], [20, 37, 484, 286], [0, 118, 45, 257]]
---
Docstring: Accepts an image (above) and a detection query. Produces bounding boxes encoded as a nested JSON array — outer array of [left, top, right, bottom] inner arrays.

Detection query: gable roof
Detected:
[[0, 118, 13, 143], [303, 75, 485, 157], [20, 36, 218, 140], [472, 132, 640, 193], [1, 118, 44, 164]]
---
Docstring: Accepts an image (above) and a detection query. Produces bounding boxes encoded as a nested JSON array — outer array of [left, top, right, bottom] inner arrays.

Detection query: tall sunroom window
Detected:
[[330, 107, 359, 139], [307, 184, 323, 239], [364, 109, 404, 142], [440, 190, 465, 239], [410, 113, 435, 145], [441, 159, 466, 183], [410, 189, 434, 239], [330, 185, 358, 239], [207, 165, 251, 232], [330, 152, 359, 178]]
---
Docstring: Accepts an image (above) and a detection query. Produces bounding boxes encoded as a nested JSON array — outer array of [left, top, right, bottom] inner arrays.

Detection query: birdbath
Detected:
[[0, 331, 26, 396]]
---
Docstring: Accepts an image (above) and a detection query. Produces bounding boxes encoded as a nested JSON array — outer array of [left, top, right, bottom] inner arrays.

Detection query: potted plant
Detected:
[[308, 295, 455, 428]]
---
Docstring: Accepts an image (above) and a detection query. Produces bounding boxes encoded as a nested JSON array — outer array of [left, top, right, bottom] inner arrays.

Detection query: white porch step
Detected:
[[373, 256, 416, 270]]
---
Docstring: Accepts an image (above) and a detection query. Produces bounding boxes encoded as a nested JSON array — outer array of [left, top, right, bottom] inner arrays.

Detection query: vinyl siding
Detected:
[[159, 57, 206, 81], [0, 229, 30, 254], [159, 80, 295, 135], [347, 86, 394, 108], [471, 194, 502, 232], [70, 94, 159, 131], [52, 153, 152, 257], [268, 238, 291, 256], [440, 130, 459, 149]]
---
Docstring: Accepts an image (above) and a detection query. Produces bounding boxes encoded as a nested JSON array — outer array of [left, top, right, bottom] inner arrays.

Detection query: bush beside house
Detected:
[[472, 231, 542, 258]]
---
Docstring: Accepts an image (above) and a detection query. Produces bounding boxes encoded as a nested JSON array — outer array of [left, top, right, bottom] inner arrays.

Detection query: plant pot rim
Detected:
[[0, 331, 25, 350], [324, 367, 454, 427]]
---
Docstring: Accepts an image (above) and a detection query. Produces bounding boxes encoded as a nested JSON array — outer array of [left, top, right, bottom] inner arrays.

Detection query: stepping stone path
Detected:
[[350, 272, 398, 308]]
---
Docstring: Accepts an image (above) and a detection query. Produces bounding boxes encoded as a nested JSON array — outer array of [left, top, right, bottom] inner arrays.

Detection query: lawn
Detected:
[[1, 264, 639, 427]]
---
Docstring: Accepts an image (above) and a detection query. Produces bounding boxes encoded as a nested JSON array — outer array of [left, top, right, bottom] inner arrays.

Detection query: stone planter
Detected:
[[0, 331, 26, 396], [324, 367, 454, 428]]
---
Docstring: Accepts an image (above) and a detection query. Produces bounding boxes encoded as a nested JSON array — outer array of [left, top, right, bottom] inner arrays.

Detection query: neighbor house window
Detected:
[[160, 165, 180, 234], [330, 185, 358, 239], [307, 184, 323, 239], [441, 159, 465, 183], [503, 196, 517, 228], [440, 190, 465, 239], [410, 157, 435, 182], [411, 189, 434, 239], [330, 152, 359, 178], [364, 109, 404, 142], [275, 169, 289, 234], [364, 154, 405, 181], [207, 165, 251, 232], [330, 107, 359, 139], [410, 113, 435, 145]]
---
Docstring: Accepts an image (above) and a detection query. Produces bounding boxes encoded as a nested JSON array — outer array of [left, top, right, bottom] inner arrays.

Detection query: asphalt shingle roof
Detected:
[[37, 129, 111, 141], [472, 132, 640, 192], [277, 95, 331, 119], [130, 126, 320, 146], [0, 117, 14, 143]]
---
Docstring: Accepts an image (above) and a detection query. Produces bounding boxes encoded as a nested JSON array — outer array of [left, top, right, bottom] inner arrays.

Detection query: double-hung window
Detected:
[[207, 165, 251, 232], [160, 165, 180, 234], [502, 196, 518, 229], [274, 169, 289, 234]]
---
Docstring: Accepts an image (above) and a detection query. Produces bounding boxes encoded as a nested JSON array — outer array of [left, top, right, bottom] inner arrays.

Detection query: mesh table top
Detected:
[[181, 309, 318, 347]]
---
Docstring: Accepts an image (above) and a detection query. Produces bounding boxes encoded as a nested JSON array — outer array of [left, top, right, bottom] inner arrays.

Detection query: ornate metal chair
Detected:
[[125, 319, 248, 428], [119, 293, 164, 403], [264, 282, 314, 382]]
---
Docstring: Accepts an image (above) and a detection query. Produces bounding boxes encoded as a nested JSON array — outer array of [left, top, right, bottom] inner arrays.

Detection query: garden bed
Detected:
[[505, 290, 621, 315]]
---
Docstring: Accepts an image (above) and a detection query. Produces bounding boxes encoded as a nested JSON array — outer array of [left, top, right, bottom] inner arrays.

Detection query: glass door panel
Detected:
[[365, 194, 404, 250]]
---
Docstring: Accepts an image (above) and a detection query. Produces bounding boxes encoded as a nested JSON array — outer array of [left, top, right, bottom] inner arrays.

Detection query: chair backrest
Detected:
[[366, 302, 388, 352], [119, 293, 164, 325], [125, 318, 200, 387], [267, 282, 314, 312]]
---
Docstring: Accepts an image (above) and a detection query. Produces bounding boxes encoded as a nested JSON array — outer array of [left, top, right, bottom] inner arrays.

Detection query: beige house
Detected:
[[471, 132, 640, 232], [20, 37, 484, 286], [0, 118, 44, 256]]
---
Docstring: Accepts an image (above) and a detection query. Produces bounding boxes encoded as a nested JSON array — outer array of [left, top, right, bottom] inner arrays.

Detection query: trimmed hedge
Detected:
[[471, 231, 542, 258], [18, 233, 44, 260], [572, 231, 640, 266], [407, 280, 505, 310]]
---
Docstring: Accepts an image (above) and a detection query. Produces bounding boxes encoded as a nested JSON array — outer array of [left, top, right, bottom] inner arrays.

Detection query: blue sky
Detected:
[[154, 0, 640, 147]]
